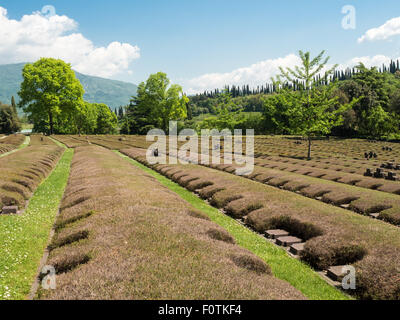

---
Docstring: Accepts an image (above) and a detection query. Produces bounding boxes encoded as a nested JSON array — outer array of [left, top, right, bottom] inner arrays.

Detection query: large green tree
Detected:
[[18, 58, 84, 134], [264, 50, 356, 159], [339, 64, 399, 138], [124, 72, 188, 133], [93, 103, 118, 134], [73, 101, 98, 134]]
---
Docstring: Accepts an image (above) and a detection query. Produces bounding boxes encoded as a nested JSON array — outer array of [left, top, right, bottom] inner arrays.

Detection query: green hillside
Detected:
[[0, 63, 137, 114]]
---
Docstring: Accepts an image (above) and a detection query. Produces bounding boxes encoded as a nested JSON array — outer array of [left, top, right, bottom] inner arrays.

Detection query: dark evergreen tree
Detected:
[[0, 103, 21, 133]]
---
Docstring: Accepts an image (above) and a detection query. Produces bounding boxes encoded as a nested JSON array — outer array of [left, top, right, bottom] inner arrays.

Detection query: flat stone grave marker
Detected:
[[364, 168, 373, 177], [386, 172, 397, 181], [2, 206, 18, 214], [327, 266, 348, 282], [374, 168, 384, 178], [276, 236, 302, 247], [289, 243, 305, 255], [265, 229, 289, 239]]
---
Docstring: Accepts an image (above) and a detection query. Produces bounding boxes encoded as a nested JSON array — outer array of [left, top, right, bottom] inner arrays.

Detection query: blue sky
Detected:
[[1, 0, 400, 93]]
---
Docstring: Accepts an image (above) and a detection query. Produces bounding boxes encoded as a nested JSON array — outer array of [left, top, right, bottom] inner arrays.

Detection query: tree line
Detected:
[[193, 59, 400, 100], [115, 51, 400, 145], [3, 52, 399, 145], [183, 55, 400, 141]]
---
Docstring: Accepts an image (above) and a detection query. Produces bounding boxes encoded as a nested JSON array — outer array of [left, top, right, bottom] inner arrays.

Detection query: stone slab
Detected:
[[327, 266, 347, 282], [289, 243, 305, 255], [2, 206, 18, 214], [276, 236, 302, 247], [265, 229, 289, 239]]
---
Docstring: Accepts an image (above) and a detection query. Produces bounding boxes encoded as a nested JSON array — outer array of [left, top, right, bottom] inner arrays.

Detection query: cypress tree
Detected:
[[11, 96, 17, 114]]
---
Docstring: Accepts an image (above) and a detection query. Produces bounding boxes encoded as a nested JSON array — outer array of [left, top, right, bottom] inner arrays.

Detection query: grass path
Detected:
[[117, 151, 350, 300], [0, 147, 73, 300], [0, 135, 30, 159]]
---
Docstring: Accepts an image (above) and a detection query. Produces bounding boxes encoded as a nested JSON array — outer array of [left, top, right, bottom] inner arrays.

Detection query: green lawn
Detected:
[[0, 147, 73, 300], [117, 151, 351, 300]]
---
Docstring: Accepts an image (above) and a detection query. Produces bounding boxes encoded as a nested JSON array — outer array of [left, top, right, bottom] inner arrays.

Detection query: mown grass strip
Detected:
[[0, 135, 30, 158], [0, 148, 73, 300], [117, 151, 350, 300], [49, 136, 67, 149]]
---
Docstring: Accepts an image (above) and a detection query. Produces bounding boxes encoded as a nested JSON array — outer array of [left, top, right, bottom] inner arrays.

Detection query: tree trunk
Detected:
[[49, 112, 54, 135], [307, 136, 312, 160]]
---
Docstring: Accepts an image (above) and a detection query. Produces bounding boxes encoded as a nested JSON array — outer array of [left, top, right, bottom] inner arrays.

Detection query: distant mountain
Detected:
[[0, 63, 137, 114]]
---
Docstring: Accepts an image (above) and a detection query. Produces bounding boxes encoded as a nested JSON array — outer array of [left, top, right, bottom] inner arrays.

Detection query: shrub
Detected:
[[301, 243, 367, 270], [53, 252, 91, 274], [187, 209, 210, 221], [230, 254, 271, 274], [206, 228, 235, 244], [49, 230, 89, 250]]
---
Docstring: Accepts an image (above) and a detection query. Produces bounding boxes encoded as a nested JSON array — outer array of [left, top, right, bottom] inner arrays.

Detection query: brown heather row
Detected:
[[175, 148, 400, 229], [0, 134, 26, 155], [254, 156, 400, 196], [253, 137, 400, 162], [121, 147, 400, 300], [61, 135, 400, 164], [0, 144, 15, 155], [243, 162, 400, 226], [72, 135, 400, 167], [73, 135, 149, 150], [29, 135, 57, 146], [0, 133, 26, 146], [52, 135, 90, 148], [53, 135, 139, 150], [120, 144, 400, 226], [70, 135, 240, 153], [38, 145, 305, 300], [256, 155, 381, 176], [63, 136, 400, 223], [0, 145, 64, 210]]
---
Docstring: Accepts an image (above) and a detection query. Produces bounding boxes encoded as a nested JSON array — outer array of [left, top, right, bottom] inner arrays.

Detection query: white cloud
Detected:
[[358, 17, 400, 43], [183, 54, 301, 94], [0, 7, 140, 78], [340, 54, 397, 69]]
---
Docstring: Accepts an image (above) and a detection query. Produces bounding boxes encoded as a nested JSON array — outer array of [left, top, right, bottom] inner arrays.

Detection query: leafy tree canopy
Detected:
[[17, 58, 117, 135], [0, 103, 20, 134], [264, 50, 358, 159], [198, 90, 245, 131], [122, 72, 188, 134], [18, 58, 84, 134]]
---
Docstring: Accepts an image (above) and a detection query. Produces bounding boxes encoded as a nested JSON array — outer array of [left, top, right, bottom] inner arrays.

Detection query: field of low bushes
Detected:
[[0, 134, 27, 156], [37, 145, 306, 300], [122, 147, 400, 300], [2, 134, 400, 300], [0, 145, 64, 211]]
